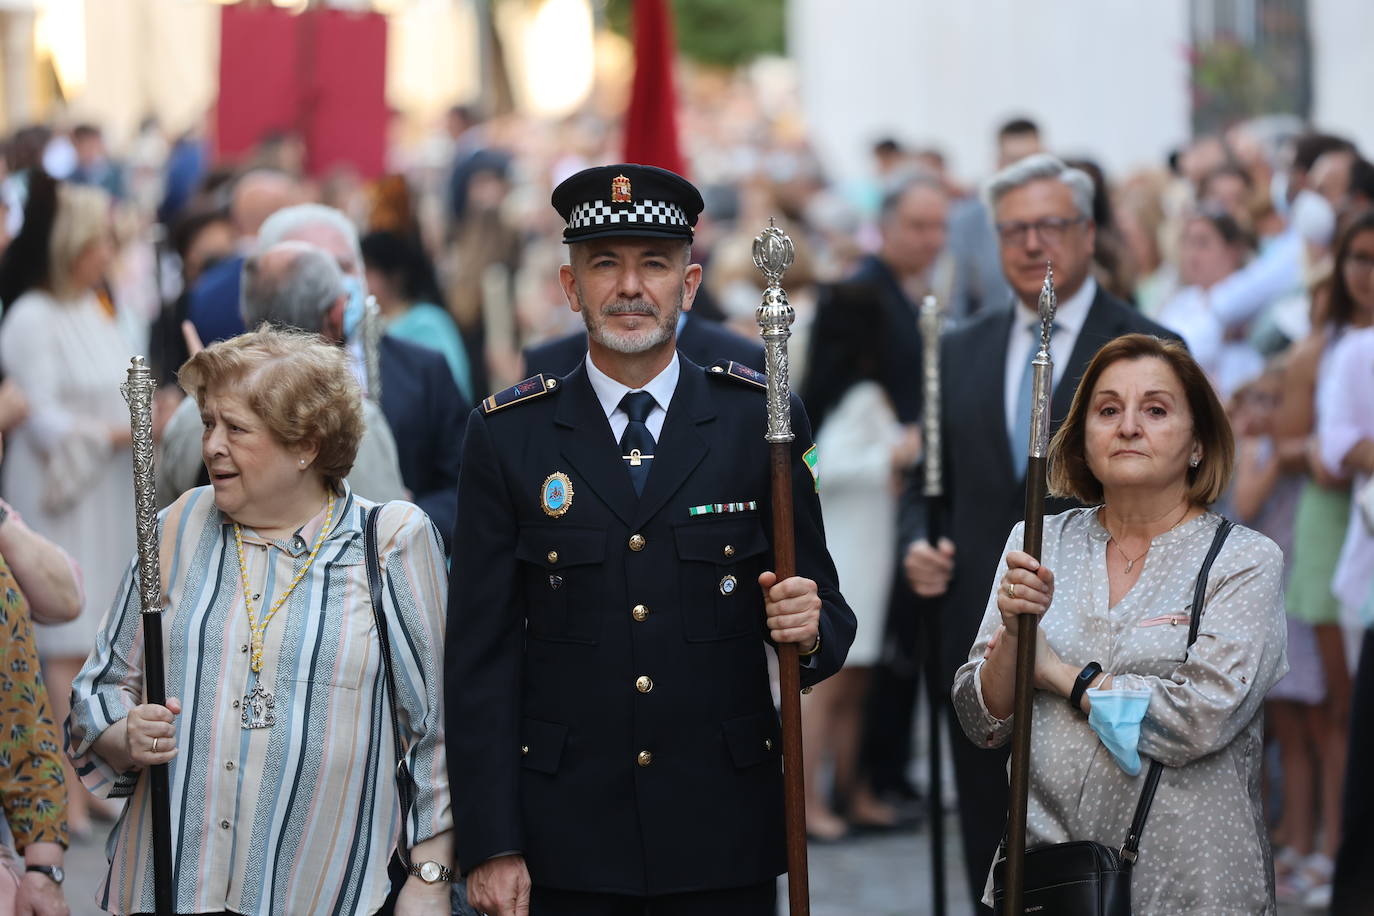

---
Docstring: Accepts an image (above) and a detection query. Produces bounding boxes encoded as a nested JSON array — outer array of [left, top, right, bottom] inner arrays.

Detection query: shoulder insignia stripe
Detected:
[[707, 360, 767, 390], [481, 374, 559, 414]]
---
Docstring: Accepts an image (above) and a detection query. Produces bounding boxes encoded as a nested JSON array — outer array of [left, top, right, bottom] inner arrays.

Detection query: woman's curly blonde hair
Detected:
[[178, 325, 364, 492]]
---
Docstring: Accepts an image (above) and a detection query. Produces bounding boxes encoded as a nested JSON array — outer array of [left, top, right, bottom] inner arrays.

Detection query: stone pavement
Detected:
[[61, 813, 1312, 915]]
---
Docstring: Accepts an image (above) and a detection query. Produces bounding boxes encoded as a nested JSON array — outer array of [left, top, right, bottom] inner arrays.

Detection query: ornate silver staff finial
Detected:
[[1037, 261, 1057, 355], [363, 294, 383, 404], [753, 218, 796, 444], [121, 356, 163, 617], [1028, 262, 1058, 460], [919, 295, 943, 499]]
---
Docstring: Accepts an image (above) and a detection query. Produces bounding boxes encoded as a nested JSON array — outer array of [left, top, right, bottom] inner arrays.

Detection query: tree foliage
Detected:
[[602, 0, 785, 69]]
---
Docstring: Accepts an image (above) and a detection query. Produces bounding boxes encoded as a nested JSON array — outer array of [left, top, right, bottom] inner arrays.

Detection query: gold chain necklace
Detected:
[[234, 493, 336, 728], [1105, 502, 1189, 575]]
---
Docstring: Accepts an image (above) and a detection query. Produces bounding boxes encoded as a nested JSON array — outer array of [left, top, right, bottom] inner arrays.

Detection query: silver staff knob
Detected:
[[121, 356, 163, 616], [753, 218, 796, 444], [919, 295, 943, 499], [1037, 262, 1057, 353]]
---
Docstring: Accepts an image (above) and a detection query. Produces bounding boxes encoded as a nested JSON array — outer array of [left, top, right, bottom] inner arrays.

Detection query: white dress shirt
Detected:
[[1003, 276, 1097, 443], [585, 352, 680, 442]]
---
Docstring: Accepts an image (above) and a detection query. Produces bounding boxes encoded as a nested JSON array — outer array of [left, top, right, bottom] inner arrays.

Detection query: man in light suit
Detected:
[[901, 154, 1180, 909]]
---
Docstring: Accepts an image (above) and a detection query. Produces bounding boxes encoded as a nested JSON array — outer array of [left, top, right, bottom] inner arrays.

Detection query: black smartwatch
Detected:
[[26, 864, 64, 884], [1069, 661, 1103, 712]]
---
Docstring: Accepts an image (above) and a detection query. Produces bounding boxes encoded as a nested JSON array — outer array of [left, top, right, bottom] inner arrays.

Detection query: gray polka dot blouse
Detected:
[[952, 507, 1288, 914]]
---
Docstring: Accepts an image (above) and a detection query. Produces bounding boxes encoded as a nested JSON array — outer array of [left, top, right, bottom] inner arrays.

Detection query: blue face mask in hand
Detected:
[[1086, 687, 1153, 776], [340, 275, 368, 341]]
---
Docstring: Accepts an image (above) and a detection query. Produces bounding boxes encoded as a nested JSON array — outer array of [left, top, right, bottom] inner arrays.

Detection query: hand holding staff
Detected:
[[1003, 265, 1058, 915], [122, 357, 174, 914], [753, 219, 811, 916]]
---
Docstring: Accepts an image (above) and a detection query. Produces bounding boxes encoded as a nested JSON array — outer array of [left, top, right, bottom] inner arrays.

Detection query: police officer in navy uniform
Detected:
[[446, 164, 856, 916]]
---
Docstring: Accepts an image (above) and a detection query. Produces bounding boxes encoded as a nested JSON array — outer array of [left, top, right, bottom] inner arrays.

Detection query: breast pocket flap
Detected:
[[673, 518, 769, 563]]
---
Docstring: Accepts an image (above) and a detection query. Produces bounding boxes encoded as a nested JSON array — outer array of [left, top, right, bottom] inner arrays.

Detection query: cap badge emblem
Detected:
[[611, 174, 632, 203], [541, 472, 574, 518]]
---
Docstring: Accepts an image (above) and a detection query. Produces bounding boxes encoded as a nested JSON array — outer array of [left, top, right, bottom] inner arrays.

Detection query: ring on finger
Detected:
[[152, 737, 160, 753], [1007, 582, 1017, 600]]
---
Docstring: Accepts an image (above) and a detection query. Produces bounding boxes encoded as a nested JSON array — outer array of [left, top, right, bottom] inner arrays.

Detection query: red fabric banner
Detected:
[[622, 0, 686, 177], [216, 6, 388, 179]]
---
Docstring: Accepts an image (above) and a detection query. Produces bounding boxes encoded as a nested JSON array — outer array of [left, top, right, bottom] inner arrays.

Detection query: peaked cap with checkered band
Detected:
[[552, 163, 704, 244]]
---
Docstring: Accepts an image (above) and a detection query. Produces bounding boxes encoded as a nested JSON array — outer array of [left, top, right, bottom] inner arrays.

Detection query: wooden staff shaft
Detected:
[[1004, 454, 1048, 916], [769, 444, 809, 916]]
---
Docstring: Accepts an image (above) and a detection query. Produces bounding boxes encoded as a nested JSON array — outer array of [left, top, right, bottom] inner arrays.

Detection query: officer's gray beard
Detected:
[[579, 287, 682, 355]]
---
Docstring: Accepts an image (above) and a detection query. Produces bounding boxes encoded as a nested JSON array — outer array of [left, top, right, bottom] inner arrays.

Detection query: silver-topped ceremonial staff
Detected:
[[753, 218, 810, 916], [918, 295, 947, 916], [363, 293, 384, 404], [1003, 264, 1058, 916], [121, 357, 174, 915]]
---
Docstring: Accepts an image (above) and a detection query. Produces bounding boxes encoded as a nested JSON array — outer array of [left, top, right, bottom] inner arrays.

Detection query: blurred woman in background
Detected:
[[0, 173, 135, 839]]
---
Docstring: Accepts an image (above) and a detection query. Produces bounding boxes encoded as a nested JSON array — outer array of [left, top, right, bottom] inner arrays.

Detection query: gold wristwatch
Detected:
[[410, 860, 454, 884]]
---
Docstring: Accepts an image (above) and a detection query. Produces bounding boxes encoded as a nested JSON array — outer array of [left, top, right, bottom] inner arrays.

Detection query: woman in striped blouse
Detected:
[[67, 328, 453, 915]]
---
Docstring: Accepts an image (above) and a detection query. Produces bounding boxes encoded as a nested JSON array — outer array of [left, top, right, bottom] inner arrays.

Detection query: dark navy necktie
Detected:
[[619, 391, 657, 495]]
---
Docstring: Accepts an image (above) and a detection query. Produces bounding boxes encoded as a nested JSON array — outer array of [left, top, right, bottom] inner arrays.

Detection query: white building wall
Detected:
[[788, 0, 1193, 185], [1310, 0, 1374, 155]]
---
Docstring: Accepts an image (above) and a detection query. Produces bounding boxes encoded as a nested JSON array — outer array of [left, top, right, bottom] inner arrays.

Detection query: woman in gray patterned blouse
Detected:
[[953, 333, 1287, 913]]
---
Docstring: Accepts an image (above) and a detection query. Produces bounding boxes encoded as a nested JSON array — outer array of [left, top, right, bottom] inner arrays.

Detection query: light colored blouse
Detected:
[[953, 508, 1287, 914], [1316, 326, 1374, 618], [67, 485, 450, 915]]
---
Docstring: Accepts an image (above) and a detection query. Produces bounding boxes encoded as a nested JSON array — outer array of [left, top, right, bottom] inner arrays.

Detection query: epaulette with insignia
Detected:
[[706, 360, 767, 390], [480, 374, 560, 415]]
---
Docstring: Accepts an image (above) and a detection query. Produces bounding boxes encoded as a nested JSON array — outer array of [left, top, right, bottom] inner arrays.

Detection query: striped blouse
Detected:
[[67, 485, 450, 915]]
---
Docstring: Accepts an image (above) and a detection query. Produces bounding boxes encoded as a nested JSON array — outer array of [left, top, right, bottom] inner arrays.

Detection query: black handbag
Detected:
[[364, 506, 418, 915], [992, 517, 1234, 915]]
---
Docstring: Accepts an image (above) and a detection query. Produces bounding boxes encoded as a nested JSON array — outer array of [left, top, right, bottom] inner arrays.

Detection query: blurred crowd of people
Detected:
[[0, 68, 1371, 913]]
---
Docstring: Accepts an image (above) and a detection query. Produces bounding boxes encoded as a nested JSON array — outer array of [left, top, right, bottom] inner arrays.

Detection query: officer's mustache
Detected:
[[603, 299, 660, 318]]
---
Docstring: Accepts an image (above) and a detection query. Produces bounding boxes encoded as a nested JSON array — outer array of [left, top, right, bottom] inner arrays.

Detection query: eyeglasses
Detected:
[[994, 216, 1086, 247]]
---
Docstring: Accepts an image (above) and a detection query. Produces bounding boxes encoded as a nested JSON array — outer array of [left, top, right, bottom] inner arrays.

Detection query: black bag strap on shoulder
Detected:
[[365, 505, 417, 869], [1119, 516, 1233, 865]]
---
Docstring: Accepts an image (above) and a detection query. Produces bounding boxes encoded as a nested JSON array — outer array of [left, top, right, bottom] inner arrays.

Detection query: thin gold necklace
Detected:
[[234, 493, 336, 728], [1105, 502, 1189, 574]]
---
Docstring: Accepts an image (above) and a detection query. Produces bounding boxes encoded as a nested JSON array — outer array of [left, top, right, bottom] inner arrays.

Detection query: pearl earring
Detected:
[[1189, 455, 1200, 468], [299, 458, 306, 466]]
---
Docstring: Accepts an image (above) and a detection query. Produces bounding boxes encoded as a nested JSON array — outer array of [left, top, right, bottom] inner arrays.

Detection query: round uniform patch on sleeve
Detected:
[[541, 472, 574, 518]]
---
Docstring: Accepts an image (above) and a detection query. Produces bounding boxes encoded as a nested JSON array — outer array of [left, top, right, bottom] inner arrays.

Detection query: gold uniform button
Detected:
[[637, 750, 654, 767], [546, 550, 559, 564], [632, 604, 650, 622], [764, 739, 774, 751], [723, 544, 736, 558], [520, 745, 529, 756], [628, 533, 646, 552], [635, 675, 654, 694]]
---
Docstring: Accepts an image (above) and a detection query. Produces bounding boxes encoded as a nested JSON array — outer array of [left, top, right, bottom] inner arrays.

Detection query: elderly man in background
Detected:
[[159, 242, 407, 510], [900, 153, 1179, 909], [187, 169, 300, 345], [254, 204, 469, 550]]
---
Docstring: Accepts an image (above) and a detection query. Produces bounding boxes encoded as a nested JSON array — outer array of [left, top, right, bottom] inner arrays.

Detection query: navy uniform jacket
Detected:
[[523, 314, 766, 378], [446, 353, 856, 894], [378, 335, 469, 552]]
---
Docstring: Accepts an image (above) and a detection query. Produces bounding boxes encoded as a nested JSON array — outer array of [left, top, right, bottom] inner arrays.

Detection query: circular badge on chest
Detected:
[[541, 472, 574, 518], [719, 574, 738, 596]]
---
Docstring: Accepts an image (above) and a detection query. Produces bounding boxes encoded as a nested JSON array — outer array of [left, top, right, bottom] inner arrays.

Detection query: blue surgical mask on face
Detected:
[[340, 275, 367, 340], [1086, 687, 1152, 776]]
